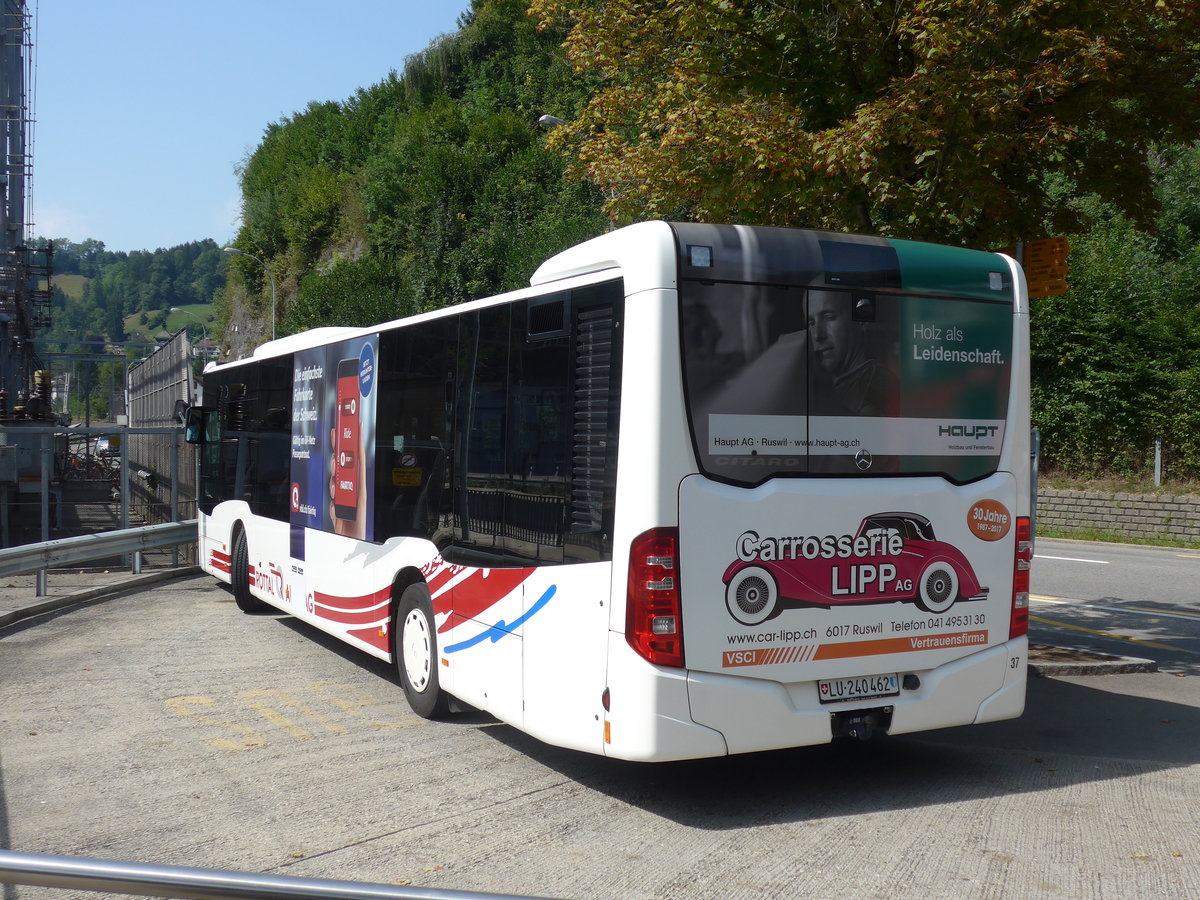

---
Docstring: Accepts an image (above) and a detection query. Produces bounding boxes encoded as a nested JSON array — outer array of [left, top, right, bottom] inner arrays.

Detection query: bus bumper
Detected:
[[685, 637, 1028, 755], [604, 635, 728, 762]]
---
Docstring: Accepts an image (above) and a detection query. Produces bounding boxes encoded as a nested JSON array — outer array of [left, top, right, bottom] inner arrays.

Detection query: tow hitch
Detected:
[[831, 706, 894, 741]]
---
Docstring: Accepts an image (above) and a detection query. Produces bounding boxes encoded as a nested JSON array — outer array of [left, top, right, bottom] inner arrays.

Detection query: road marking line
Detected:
[[1034, 554, 1108, 564], [1033, 595, 1200, 623], [1122, 605, 1200, 620], [1029, 615, 1197, 654]]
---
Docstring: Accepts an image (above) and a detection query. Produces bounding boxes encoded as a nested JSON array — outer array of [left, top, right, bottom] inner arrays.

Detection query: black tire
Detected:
[[231, 528, 266, 613], [395, 583, 450, 718], [916, 562, 959, 614]]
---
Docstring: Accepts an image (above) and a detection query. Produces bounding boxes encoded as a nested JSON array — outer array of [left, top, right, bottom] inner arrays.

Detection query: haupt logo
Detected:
[[722, 513, 988, 625], [938, 423, 999, 439]]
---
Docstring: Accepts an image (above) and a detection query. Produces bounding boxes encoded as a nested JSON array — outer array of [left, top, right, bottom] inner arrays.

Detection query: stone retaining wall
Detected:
[[1036, 486, 1200, 544]]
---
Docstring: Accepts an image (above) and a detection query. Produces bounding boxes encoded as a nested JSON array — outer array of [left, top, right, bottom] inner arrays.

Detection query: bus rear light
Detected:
[[626, 527, 685, 668], [1010, 516, 1032, 639]]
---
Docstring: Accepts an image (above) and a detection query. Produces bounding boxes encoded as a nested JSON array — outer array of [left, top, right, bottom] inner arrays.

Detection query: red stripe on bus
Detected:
[[347, 624, 390, 653], [433, 567, 536, 633], [312, 586, 392, 625]]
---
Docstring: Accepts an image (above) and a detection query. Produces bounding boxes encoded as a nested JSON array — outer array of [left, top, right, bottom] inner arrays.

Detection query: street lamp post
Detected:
[[222, 247, 277, 341], [169, 307, 212, 364], [169, 307, 208, 342]]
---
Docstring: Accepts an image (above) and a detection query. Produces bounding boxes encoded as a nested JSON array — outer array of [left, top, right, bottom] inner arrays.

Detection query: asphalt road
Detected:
[[1, 572, 1198, 899], [1031, 538, 1200, 674]]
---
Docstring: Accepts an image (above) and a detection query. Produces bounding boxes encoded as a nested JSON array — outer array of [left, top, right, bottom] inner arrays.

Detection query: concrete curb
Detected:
[[0, 567, 202, 629], [1028, 644, 1158, 677]]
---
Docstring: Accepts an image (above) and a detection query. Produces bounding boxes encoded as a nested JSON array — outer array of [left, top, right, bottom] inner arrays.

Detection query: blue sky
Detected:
[[32, 1, 471, 253]]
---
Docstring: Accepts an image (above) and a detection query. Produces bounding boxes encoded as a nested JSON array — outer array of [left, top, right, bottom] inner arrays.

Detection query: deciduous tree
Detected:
[[530, 0, 1200, 246]]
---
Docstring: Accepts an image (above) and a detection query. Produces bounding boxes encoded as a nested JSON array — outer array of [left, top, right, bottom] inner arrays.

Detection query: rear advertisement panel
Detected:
[[673, 224, 1020, 682], [684, 287, 1013, 481], [679, 474, 1018, 682]]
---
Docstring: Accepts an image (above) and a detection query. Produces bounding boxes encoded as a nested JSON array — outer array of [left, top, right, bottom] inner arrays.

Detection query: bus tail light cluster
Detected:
[[626, 527, 684, 668], [1010, 516, 1032, 639]]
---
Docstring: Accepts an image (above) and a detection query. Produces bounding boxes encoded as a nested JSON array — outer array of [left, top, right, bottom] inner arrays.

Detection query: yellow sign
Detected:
[[1023, 237, 1069, 266], [1007, 237, 1070, 299], [1027, 280, 1068, 297], [391, 468, 423, 487]]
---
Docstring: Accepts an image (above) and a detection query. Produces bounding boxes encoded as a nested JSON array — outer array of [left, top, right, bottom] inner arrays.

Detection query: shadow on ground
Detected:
[[478, 673, 1200, 829], [270, 600, 1200, 831]]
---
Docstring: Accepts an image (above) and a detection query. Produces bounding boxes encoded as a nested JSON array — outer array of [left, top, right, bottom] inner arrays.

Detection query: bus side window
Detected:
[[375, 320, 456, 543]]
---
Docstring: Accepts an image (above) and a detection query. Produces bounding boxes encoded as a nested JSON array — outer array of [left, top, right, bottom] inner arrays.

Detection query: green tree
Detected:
[[224, 0, 607, 348], [1030, 142, 1200, 478], [531, 0, 1200, 247]]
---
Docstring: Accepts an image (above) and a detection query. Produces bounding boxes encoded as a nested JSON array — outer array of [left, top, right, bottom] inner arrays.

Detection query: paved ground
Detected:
[[1, 572, 1197, 899], [0, 566, 195, 630]]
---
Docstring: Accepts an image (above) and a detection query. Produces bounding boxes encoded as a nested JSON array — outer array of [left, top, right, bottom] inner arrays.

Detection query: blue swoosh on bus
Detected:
[[443, 585, 557, 654]]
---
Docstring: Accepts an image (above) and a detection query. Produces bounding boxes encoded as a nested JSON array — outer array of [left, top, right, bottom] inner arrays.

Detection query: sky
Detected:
[[31, 1, 472, 253]]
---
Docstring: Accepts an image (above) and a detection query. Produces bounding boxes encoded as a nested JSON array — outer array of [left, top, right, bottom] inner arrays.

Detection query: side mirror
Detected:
[[184, 407, 207, 444], [173, 398, 189, 424]]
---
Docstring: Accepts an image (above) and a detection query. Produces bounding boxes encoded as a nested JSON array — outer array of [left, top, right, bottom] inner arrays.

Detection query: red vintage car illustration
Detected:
[[722, 512, 988, 625]]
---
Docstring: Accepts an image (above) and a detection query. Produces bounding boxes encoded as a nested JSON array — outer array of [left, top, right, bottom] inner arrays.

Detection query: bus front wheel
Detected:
[[395, 584, 450, 718], [231, 529, 266, 613]]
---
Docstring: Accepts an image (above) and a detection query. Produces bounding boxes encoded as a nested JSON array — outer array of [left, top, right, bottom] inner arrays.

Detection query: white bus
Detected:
[[186, 222, 1031, 762]]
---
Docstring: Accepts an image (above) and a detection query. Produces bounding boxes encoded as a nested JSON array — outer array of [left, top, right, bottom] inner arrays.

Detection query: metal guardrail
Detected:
[[0, 519, 197, 577], [0, 422, 194, 592], [0, 849, 553, 900]]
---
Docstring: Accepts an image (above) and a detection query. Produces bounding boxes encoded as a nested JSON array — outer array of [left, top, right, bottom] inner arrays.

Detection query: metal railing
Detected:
[[0, 423, 194, 593], [0, 849, 553, 900], [0, 519, 196, 578]]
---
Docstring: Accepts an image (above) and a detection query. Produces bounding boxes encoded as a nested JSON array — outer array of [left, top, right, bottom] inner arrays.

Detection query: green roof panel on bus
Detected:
[[890, 239, 1015, 302]]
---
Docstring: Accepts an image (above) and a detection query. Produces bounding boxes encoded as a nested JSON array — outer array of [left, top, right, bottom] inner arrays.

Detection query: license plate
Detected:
[[818, 673, 899, 704]]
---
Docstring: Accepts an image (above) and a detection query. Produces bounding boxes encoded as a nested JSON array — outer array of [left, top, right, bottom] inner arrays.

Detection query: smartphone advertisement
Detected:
[[290, 334, 377, 541]]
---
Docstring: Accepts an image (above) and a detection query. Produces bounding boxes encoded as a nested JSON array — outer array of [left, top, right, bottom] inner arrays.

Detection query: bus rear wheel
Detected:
[[726, 565, 779, 626], [916, 563, 958, 614], [395, 583, 450, 718], [231, 529, 266, 613]]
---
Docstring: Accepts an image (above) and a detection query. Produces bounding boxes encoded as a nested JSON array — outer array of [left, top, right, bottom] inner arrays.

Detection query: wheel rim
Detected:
[[735, 575, 770, 617], [925, 572, 951, 604], [727, 566, 776, 624], [920, 565, 958, 612], [402, 608, 433, 692]]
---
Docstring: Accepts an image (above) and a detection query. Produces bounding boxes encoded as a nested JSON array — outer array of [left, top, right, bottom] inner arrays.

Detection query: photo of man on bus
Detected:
[[806, 289, 899, 417]]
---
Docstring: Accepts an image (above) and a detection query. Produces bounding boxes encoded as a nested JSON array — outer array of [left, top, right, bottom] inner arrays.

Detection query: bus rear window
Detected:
[[680, 281, 1014, 485]]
